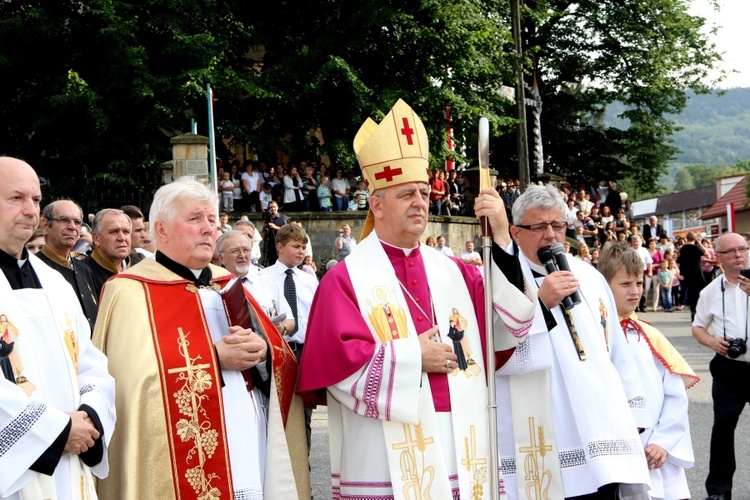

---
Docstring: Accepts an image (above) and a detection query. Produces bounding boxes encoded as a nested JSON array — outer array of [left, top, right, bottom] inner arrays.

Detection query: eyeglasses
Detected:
[[49, 216, 83, 227], [515, 221, 567, 233], [222, 247, 252, 256], [716, 247, 749, 255]]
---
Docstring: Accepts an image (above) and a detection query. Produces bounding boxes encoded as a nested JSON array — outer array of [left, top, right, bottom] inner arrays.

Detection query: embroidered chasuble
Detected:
[[0, 252, 116, 500], [619, 314, 698, 500], [494, 249, 651, 499], [299, 232, 535, 499], [93, 258, 309, 500]]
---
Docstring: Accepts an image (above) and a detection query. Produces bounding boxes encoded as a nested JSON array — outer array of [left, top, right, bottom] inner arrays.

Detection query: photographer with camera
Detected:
[[692, 231, 750, 500], [334, 224, 356, 262]]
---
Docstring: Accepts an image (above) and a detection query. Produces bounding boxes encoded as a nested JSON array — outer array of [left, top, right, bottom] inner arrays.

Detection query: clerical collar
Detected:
[[379, 239, 419, 257], [155, 251, 212, 286], [0, 246, 41, 290], [0, 246, 29, 268], [528, 259, 547, 277]]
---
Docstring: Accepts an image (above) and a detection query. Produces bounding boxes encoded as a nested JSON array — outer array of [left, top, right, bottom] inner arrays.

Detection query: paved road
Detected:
[[309, 308, 750, 499]]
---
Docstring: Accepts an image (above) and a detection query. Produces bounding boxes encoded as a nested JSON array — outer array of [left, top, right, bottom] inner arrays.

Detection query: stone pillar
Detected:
[[170, 133, 210, 184], [461, 166, 497, 217]]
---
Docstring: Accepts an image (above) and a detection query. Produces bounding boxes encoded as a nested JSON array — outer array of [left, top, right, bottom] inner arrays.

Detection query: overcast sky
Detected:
[[689, 0, 749, 88]]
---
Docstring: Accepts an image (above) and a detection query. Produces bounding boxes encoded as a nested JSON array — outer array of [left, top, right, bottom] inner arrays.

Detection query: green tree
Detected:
[[0, 0, 725, 202], [525, 0, 723, 190], [0, 0, 261, 203], [248, 0, 519, 171], [673, 168, 695, 191]]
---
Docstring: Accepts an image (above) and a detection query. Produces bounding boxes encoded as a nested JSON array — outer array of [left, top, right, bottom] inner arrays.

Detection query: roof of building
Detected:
[[701, 177, 748, 220], [657, 185, 716, 215], [632, 185, 716, 219]]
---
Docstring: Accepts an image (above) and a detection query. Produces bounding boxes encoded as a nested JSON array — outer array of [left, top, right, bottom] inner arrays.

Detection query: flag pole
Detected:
[[206, 83, 219, 217]]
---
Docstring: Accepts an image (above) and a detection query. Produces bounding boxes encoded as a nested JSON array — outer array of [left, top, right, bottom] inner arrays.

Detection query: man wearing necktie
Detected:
[[261, 223, 318, 453]]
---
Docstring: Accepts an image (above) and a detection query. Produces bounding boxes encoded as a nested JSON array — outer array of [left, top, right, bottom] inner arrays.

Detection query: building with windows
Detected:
[[631, 184, 719, 238]]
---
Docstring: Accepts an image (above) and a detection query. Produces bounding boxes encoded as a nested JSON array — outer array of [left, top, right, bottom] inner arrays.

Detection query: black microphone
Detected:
[[537, 246, 558, 275], [537, 246, 575, 310], [550, 242, 581, 308]]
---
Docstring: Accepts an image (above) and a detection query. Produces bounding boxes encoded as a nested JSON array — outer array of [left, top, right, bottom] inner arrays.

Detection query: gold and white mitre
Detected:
[[353, 99, 431, 238]]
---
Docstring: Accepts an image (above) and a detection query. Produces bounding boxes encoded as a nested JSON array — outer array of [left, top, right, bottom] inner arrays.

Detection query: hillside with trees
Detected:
[[670, 88, 750, 167]]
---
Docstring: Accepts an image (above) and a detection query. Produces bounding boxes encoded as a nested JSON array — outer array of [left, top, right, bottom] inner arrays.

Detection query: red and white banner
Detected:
[[727, 202, 736, 232], [444, 104, 455, 171]]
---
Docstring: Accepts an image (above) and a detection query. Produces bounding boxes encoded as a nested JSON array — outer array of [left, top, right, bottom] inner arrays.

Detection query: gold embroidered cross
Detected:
[[462, 425, 487, 471], [393, 423, 435, 499], [519, 417, 553, 498], [167, 328, 211, 376]]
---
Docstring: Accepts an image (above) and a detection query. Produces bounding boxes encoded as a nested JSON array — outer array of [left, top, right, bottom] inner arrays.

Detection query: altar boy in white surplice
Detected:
[[599, 242, 698, 500], [298, 99, 536, 500], [0, 157, 116, 500]]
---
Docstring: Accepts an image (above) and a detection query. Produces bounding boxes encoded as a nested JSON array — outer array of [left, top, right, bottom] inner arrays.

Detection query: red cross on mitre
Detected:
[[374, 165, 403, 182], [400, 117, 415, 145]]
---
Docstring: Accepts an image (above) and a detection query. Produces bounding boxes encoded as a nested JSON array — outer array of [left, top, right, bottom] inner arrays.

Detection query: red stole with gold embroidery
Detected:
[[125, 271, 300, 500], [140, 276, 234, 499]]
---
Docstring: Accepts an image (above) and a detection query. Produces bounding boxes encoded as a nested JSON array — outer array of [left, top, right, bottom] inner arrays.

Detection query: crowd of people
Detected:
[[2, 99, 748, 500], [217, 158, 373, 215]]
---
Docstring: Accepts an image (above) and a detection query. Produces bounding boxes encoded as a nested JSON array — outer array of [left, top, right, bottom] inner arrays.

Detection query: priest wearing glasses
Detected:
[[491, 184, 650, 500]]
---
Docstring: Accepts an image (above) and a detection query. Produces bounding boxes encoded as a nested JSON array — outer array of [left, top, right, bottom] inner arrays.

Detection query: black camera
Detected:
[[727, 338, 747, 359], [740, 269, 750, 279]]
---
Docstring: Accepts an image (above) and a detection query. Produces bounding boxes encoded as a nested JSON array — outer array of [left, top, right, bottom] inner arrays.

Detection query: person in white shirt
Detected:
[[631, 234, 653, 313], [577, 189, 594, 216], [241, 161, 262, 212], [330, 169, 350, 212], [260, 223, 318, 453], [435, 234, 454, 257], [691, 232, 750, 500], [459, 240, 482, 266], [233, 220, 263, 266], [216, 230, 294, 336]]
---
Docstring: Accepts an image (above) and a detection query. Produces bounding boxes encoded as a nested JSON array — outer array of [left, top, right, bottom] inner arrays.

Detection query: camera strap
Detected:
[[721, 277, 749, 343]]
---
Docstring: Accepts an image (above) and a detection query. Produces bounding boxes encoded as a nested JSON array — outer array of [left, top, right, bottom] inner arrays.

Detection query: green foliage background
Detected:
[[0, 0, 730, 207]]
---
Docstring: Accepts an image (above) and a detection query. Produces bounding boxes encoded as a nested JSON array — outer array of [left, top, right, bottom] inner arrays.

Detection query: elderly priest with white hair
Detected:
[[93, 177, 309, 499]]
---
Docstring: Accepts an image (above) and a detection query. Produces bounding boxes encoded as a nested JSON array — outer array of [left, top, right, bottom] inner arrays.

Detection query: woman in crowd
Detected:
[[646, 237, 664, 311], [700, 238, 717, 283], [425, 235, 437, 247], [577, 243, 592, 265], [316, 163, 328, 183], [230, 161, 243, 212], [283, 165, 305, 211], [331, 169, 350, 211], [613, 208, 630, 236]]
